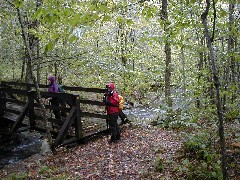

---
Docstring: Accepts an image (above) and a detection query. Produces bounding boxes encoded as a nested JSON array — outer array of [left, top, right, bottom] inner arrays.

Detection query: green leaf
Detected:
[[14, 0, 24, 8], [142, 7, 157, 18], [116, 16, 124, 24], [98, 4, 109, 12], [219, 8, 228, 17], [70, 14, 80, 27], [52, 34, 60, 41], [126, 19, 134, 26], [91, 14, 100, 21], [182, 158, 189, 165], [44, 42, 54, 54], [102, 15, 111, 23], [34, 8, 42, 20], [69, 35, 77, 43], [190, 0, 198, 4]]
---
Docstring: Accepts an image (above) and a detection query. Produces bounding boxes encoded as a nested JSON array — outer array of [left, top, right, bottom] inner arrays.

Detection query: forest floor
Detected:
[[0, 124, 183, 179], [0, 121, 239, 179]]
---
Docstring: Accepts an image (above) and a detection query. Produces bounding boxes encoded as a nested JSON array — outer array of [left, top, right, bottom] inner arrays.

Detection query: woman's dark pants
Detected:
[[108, 113, 120, 142], [50, 98, 61, 120]]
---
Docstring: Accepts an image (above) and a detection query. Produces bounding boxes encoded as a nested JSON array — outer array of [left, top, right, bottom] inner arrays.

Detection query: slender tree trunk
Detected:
[[130, 29, 135, 71], [201, 1, 228, 179], [119, 23, 127, 66], [162, 0, 172, 107], [21, 57, 26, 81], [228, 3, 235, 84], [222, 38, 228, 112], [54, 61, 58, 80], [228, 3, 236, 102], [180, 46, 186, 99], [16, 4, 52, 146], [37, 40, 41, 84], [196, 37, 204, 108]]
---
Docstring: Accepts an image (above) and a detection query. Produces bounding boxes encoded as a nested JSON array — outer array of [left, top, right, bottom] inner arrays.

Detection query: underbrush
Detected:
[[176, 131, 223, 179], [153, 104, 239, 179]]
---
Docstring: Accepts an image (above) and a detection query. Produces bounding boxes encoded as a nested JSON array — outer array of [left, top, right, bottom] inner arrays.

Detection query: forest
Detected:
[[0, 0, 239, 179]]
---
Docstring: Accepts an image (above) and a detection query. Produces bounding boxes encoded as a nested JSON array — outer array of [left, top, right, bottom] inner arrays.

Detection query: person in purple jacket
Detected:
[[47, 76, 61, 120]]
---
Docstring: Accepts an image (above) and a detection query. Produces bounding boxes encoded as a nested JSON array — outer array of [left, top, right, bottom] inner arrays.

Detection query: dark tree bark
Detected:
[[162, 0, 172, 107], [228, 3, 237, 103], [201, 0, 228, 179], [228, 3, 235, 83], [196, 37, 204, 108], [180, 46, 186, 99]]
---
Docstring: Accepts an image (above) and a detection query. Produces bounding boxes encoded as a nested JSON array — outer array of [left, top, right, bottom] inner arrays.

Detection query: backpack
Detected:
[[58, 84, 65, 93], [118, 95, 124, 111]]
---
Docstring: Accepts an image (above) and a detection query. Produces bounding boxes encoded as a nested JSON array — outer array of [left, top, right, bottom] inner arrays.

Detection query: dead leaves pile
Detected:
[[1, 125, 182, 179]]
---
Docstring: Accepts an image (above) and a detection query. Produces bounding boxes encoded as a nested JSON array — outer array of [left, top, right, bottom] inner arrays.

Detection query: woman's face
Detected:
[[48, 79, 52, 84]]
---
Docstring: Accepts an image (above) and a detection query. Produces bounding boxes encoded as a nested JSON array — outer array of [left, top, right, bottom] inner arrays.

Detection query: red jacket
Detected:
[[106, 91, 119, 114], [105, 83, 119, 114]]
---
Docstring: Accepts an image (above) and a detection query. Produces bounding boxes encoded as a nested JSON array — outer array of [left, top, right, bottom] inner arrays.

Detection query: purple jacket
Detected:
[[48, 76, 59, 93]]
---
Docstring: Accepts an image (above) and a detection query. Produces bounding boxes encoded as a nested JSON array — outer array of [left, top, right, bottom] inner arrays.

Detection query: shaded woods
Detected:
[[0, 0, 240, 179]]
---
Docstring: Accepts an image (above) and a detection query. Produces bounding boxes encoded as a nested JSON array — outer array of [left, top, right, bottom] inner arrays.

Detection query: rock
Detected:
[[150, 121, 158, 126], [40, 138, 52, 156], [141, 122, 149, 128]]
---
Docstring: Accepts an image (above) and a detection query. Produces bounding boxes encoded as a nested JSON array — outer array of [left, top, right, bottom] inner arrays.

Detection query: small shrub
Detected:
[[182, 131, 216, 159], [5, 172, 28, 180], [179, 131, 223, 179], [154, 156, 164, 172], [39, 165, 53, 175], [176, 158, 223, 179], [225, 109, 239, 121]]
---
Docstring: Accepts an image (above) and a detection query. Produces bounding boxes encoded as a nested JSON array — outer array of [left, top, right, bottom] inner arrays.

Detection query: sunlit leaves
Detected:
[[219, 8, 228, 18], [142, 6, 158, 19], [14, 0, 24, 8], [116, 16, 134, 27], [69, 14, 81, 27]]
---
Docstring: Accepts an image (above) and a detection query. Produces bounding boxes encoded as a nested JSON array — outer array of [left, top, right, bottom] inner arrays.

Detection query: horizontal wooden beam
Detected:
[[1, 81, 105, 93], [79, 99, 105, 106], [81, 111, 107, 119]]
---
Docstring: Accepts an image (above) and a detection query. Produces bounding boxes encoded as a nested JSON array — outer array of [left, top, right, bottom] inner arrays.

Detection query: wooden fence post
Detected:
[[71, 94, 83, 140], [28, 90, 36, 128], [0, 88, 6, 119], [75, 98, 83, 140]]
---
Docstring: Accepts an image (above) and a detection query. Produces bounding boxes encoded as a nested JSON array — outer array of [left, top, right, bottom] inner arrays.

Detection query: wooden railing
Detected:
[[0, 81, 128, 148]]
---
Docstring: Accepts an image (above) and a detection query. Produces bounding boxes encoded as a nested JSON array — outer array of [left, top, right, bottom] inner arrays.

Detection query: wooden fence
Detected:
[[0, 81, 128, 148]]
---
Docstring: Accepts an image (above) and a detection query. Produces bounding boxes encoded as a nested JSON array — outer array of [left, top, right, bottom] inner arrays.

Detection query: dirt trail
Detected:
[[0, 124, 182, 179]]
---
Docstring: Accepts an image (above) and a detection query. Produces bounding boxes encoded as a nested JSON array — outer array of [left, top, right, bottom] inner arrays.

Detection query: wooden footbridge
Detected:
[[0, 81, 128, 149]]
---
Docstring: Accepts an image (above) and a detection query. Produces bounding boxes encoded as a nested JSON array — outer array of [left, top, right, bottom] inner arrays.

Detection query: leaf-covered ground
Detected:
[[0, 124, 182, 179]]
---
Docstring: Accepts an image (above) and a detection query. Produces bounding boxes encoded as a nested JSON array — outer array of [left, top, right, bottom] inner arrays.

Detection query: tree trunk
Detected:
[[162, 0, 172, 107], [180, 46, 186, 99], [196, 37, 204, 108], [16, 3, 53, 147], [228, 3, 237, 102], [201, 0, 228, 179], [21, 57, 26, 82], [228, 3, 235, 84]]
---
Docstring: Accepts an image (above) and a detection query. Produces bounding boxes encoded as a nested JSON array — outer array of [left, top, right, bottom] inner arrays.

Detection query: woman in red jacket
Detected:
[[103, 82, 120, 143]]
